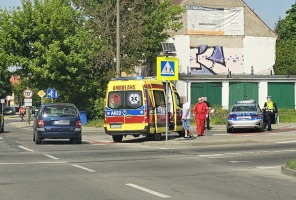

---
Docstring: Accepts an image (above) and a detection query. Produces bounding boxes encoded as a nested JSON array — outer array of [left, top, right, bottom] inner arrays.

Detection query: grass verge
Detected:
[[85, 118, 104, 127], [286, 160, 296, 170]]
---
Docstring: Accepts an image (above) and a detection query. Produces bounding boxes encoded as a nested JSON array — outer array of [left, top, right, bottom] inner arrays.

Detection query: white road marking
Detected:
[[72, 164, 96, 173], [257, 166, 281, 169], [18, 146, 34, 152], [229, 161, 251, 163], [43, 154, 59, 160], [276, 140, 296, 144], [199, 154, 224, 157], [213, 134, 229, 136], [0, 161, 66, 165], [0, 137, 2, 140], [126, 183, 171, 199]]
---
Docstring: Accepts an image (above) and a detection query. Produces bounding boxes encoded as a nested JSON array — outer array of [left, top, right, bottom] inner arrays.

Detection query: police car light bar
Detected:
[[236, 100, 256, 104]]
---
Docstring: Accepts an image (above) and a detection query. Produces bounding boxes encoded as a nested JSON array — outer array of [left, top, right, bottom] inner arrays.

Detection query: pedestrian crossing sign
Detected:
[[157, 57, 179, 81]]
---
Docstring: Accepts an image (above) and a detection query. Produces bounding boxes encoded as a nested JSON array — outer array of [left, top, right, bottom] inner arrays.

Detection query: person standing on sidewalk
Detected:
[[203, 97, 211, 130], [19, 106, 25, 121], [193, 97, 207, 136], [182, 98, 192, 138], [263, 96, 274, 131]]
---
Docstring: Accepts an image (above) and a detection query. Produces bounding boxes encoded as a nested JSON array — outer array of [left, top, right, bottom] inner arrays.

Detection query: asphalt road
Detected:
[[0, 119, 296, 200]]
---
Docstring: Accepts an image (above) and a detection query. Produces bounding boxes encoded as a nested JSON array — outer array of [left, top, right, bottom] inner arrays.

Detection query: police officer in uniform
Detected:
[[263, 96, 274, 131]]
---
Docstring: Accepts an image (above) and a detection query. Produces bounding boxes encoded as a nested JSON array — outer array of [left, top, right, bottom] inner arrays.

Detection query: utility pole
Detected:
[[116, 0, 120, 77]]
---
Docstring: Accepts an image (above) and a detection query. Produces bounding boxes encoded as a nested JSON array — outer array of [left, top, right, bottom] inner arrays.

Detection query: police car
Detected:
[[226, 100, 264, 133]]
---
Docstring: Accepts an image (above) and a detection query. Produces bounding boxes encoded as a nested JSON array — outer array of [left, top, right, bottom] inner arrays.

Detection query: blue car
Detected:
[[226, 100, 264, 133], [33, 103, 82, 144]]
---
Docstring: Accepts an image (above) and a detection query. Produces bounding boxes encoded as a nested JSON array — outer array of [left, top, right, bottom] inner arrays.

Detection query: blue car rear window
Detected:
[[42, 105, 78, 117]]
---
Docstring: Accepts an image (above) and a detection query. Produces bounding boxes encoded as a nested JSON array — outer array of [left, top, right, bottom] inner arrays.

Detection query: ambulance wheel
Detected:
[[178, 129, 185, 137], [112, 135, 123, 142], [153, 133, 162, 141]]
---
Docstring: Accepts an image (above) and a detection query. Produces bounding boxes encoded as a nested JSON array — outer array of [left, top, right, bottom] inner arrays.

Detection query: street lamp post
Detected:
[[116, 0, 120, 77]]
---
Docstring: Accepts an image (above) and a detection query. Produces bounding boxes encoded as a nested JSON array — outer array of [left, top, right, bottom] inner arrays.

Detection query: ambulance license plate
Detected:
[[110, 124, 122, 128]]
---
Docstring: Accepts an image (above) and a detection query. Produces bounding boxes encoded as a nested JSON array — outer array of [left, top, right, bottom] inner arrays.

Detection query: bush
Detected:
[[210, 106, 229, 125]]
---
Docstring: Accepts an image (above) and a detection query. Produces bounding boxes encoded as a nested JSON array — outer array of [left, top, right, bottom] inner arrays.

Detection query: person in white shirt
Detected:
[[157, 101, 166, 114], [182, 98, 192, 138]]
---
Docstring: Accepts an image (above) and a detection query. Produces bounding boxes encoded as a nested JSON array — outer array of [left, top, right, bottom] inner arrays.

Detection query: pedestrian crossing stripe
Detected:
[[161, 61, 175, 76], [156, 56, 179, 81]]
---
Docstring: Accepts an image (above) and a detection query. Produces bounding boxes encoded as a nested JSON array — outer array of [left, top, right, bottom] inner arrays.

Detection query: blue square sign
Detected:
[[47, 88, 59, 98]]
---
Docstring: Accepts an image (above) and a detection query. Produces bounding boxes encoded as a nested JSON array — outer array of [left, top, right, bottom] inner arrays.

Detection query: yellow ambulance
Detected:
[[104, 77, 183, 142]]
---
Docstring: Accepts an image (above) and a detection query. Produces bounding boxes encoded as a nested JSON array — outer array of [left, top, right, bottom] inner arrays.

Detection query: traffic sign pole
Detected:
[[23, 89, 33, 125], [157, 56, 179, 141], [165, 81, 168, 141]]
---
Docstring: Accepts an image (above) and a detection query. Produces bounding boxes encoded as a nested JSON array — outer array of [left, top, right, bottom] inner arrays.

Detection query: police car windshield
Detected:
[[232, 105, 257, 112]]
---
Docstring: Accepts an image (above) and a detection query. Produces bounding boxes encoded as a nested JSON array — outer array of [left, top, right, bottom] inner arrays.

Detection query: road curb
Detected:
[[281, 165, 296, 178]]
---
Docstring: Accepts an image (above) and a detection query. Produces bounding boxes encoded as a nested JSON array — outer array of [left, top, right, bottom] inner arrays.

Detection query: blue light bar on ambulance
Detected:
[[112, 76, 144, 80], [236, 100, 256, 104]]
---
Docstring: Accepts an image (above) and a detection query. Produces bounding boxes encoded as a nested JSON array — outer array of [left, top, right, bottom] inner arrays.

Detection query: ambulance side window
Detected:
[[174, 92, 181, 107], [126, 91, 142, 109], [153, 90, 165, 107], [108, 92, 123, 109]]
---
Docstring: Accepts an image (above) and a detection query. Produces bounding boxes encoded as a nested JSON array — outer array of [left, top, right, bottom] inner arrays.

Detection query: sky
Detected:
[[0, 0, 295, 30]]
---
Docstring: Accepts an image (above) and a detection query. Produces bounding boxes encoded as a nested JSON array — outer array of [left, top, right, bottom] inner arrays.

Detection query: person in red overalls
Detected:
[[193, 97, 207, 136]]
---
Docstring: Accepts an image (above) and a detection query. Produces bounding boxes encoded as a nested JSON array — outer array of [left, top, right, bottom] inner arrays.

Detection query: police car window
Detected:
[[108, 92, 123, 109], [126, 91, 142, 109]]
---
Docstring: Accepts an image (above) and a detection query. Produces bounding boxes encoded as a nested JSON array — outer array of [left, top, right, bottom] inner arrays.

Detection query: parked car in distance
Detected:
[[33, 103, 82, 144], [227, 100, 264, 133], [3, 107, 16, 115]]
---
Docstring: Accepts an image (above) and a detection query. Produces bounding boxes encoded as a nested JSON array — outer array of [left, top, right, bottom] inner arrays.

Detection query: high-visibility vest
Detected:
[[267, 100, 274, 110]]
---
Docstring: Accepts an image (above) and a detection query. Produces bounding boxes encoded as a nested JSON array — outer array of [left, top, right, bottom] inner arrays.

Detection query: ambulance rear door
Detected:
[[151, 89, 166, 133], [169, 83, 183, 132]]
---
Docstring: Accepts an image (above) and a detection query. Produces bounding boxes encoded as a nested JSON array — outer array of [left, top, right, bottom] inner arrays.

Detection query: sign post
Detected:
[[156, 56, 179, 141], [38, 90, 46, 104], [23, 89, 33, 125], [1, 99, 4, 114]]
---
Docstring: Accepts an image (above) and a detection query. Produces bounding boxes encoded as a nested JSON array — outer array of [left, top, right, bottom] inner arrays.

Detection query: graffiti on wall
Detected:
[[190, 46, 244, 75]]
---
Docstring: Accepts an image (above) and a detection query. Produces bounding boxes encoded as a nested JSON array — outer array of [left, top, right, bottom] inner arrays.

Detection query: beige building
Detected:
[[163, 0, 296, 109]]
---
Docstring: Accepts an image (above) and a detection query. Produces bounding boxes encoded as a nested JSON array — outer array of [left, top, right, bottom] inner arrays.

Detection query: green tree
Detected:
[[0, 0, 108, 118], [73, 0, 184, 76], [274, 3, 296, 75]]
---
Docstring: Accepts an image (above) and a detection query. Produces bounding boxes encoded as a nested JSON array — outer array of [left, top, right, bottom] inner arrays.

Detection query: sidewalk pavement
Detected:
[[7, 120, 296, 132]]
